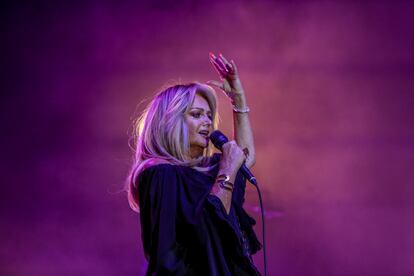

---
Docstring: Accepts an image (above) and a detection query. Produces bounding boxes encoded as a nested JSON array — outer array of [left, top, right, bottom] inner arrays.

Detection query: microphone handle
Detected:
[[241, 164, 257, 186]]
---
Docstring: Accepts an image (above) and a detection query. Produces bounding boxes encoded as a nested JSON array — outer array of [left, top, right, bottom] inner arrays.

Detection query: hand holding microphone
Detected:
[[219, 141, 246, 182], [210, 130, 257, 186]]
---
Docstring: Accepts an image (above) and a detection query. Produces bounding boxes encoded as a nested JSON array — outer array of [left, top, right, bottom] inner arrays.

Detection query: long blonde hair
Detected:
[[127, 82, 219, 212]]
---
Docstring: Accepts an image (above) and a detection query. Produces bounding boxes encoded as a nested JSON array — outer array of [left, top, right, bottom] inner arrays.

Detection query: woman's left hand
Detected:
[[207, 53, 246, 105]]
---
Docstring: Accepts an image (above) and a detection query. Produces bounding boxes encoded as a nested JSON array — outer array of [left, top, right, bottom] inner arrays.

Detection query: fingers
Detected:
[[209, 52, 239, 81], [210, 55, 226, 72], [230, 59, 238, 74], [222, 141, 246, 159], [215, 54, 229, 73], [210, 61, 226, 79], [222, 140, 238, 150], [219, 54, 233, 73], [209, 53, 227, 78]]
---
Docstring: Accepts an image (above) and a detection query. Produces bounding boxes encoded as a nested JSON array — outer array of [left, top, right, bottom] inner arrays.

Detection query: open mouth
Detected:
[[198, 130, 209, 139]]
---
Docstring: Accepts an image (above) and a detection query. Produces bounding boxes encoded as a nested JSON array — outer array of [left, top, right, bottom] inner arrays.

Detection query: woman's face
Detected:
[[185, 93, 213, 159]]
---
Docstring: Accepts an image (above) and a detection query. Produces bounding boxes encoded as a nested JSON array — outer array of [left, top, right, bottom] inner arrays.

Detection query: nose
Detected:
[[202, 115, 212, 127]]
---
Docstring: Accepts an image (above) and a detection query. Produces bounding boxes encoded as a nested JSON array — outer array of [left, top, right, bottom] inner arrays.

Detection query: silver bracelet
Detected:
[[233, 106, 250, 113]]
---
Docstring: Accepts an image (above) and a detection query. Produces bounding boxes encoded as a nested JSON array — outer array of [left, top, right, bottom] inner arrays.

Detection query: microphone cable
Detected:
[[250, 180, 267, 276]]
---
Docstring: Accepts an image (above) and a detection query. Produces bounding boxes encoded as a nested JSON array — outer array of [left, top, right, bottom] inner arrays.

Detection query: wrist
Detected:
[[216, 174, 234, 190], [210, 182, 232, 214], [233, 105, 250, 113], [231, 93, 247, 107], [217, 168, 237, 184]]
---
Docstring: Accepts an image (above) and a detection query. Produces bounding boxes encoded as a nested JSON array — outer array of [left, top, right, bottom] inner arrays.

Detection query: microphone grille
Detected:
[[209, 130, 228, 150]]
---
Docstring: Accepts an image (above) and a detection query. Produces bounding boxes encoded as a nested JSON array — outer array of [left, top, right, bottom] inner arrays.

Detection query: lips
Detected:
[[198, 130, 209, 138]]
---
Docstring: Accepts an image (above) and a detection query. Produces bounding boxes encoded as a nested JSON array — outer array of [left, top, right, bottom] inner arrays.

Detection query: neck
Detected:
[[189, 146, 203, 159]]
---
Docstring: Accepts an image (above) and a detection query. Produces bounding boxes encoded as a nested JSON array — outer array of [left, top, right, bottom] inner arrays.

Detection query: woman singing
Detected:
[[127, 53, 261, 275]]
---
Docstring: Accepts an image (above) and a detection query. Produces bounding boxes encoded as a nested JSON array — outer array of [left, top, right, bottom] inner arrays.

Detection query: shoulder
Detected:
[[141, 158, 173, 171], [137, 160, 184, 200], [139, 158, 182, 181]]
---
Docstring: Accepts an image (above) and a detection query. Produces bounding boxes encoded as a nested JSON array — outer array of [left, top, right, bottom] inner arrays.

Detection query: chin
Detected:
[[190, 142, 208, 157], [195, 138, 209, 148], [200, 141, 209, 148]]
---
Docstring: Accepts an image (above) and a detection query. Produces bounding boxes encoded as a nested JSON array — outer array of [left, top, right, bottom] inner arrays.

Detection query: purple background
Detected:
[[2, 1, 414, 275]]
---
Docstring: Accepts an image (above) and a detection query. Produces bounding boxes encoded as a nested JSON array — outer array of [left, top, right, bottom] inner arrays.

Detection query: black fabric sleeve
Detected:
[[207, 169, 262, 256], [138, 165, 189, 275], [234, 170, 262, 255]]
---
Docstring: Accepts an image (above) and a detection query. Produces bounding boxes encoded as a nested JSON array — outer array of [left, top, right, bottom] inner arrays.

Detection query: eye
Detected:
[[191, 112, 201, 118]]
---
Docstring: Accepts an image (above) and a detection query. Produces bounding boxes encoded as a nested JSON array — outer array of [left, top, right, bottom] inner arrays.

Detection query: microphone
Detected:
[[209, 130, 257, 185]]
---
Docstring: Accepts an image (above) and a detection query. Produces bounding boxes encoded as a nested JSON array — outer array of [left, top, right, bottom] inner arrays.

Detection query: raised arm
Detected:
[[207, 53, 256, 168]]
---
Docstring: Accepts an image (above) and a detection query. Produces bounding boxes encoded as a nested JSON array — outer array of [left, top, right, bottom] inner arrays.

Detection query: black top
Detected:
[[137, 154, 262, 275]]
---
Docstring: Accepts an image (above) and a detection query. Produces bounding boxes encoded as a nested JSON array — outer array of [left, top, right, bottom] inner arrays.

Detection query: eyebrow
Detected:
[[190, 107, 212, 114]]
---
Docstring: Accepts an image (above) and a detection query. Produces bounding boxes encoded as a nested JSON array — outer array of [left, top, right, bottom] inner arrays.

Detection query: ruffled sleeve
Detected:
[[206, 166, 262, 258], [208, 153, 262, 256], [138, 164, 189, 275], [233, 170, 262, 255]]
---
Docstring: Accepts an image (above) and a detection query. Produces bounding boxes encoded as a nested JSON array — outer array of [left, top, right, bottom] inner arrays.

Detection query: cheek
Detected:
[[186, 118, 197, 138]]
